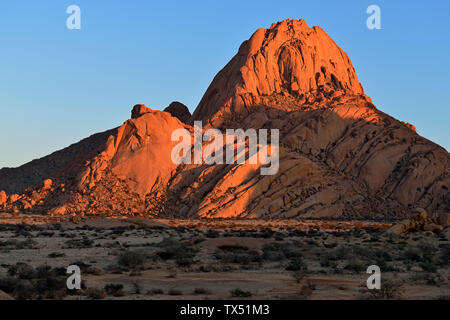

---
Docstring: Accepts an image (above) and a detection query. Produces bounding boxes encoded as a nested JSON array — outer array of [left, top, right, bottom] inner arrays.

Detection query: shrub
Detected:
[[438, 244, 450, 266], [205, 230, 220, 238], [64, 238, 94, 249], [8, 263, 36, 280], [359, 279, 404, 300], [403, 247, 422, 262], [419, 262, 437, 273], [35, 265, 53, 278], [0, 277, 20, 293], [333, 245, 353, 260], [48, 252, 65, 258], [262, 242, 302, 261], [13, 281, 35, 300], [320, 255, 338, 268], [168, 289, 183, 296], [156, 238, 197, 265], [291, 271, 307, 283], [132, 283, 141, 294], [214, 245, 261, 265], [299, 283, 315, 299], [343, 260, 365, 274], [230, 288, 252, 297], [218, 244, 248, 252], [193, 288, 211, 295], [286, 258, 307, 271], [85, 288, 106, 299], [104, 284, 125, 297], [117, 250, 145, 269], [149, 288, 164, 295], [34, 277, 66, 295]]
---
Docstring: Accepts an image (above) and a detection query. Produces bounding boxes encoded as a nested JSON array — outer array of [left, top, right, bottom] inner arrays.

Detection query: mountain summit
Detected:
[[194, 19, 364, 125], [0, 19, 448, 219]]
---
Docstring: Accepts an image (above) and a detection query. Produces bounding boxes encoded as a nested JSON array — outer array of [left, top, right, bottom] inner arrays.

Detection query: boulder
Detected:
[[386, 209, 446, 235], [0, 190, 6, 206], [131, 104, 152, 119], [48, 205, 67, 216], [386, 223, 407, 235], [422, 223, 444, 232], [414, 208, 428, 220], [164, 101, 192, 124], [9, 194, 20, 203], [21, 200, 32, 210], [42, 179, 53, 190]]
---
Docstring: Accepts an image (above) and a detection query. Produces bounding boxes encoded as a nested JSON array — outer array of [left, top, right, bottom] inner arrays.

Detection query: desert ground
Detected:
[[0, 213, 448, 300]]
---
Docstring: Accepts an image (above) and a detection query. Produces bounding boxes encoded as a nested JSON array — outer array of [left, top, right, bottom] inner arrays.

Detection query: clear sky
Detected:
[[0, 0, 449, 168]]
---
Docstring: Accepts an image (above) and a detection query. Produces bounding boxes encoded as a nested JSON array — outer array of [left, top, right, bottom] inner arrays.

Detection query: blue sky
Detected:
[[0, 0, 449, 168]]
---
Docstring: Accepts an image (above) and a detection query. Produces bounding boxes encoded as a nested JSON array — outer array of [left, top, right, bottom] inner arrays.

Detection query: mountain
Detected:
[[0, 19, 448, 220]]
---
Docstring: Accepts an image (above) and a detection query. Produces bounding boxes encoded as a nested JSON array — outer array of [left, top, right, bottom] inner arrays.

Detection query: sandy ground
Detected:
[[0, 214, 448, 300]]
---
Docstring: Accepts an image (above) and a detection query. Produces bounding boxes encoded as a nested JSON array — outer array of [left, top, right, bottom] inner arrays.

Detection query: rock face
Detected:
[[77, 106, 188, 196], [0, 190, 7, 207], [0, 19, 448, 220], [193, 19, 364, 126], [0, 129, 115, 194]]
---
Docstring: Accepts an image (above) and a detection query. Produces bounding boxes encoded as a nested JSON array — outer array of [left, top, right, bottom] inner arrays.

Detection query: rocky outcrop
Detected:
[[164, 101, 191, 124], [42, 179, 53, 190], [0, 190, 7, 207], [401, 121, 417, 133], [386, 208, 448, 234], [131, 104, 152, 119], [193, 19, 364, 126], [77, 106, 189, 196], [0, 129, 115, 194], [188, 19, 449, 219], [0, 19, 448, 220]]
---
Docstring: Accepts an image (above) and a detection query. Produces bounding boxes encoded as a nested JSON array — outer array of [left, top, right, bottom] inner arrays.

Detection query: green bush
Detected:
[[117, 250, 145, 269], [419, 262, 437, 273], [104, 284, 125, 297], [85, 288, 106, 299], [343, 260, 365, 274], [8, 263, 36, 280], [286, 257, 307, 271], [230, 288, 252, 297]]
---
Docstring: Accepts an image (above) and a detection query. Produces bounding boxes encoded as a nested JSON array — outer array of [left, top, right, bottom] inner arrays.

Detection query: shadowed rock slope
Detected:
[[0, 19, 448, 220]]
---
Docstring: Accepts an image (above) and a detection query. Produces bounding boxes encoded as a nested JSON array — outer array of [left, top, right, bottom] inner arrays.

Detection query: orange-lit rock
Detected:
[[77, 107, 190, 197], [131, 104, 152, 119], [42, 179, 53, 190], [0, 190, 6, 206], [194, 19, 364, 126]]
